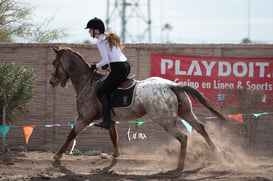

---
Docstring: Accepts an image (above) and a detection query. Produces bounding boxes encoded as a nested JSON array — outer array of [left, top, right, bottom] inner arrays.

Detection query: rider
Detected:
[[85, 17, 131, 129]]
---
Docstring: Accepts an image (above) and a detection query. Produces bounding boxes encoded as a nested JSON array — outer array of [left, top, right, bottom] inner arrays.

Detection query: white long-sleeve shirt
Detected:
[[95, 34, 127, 68]]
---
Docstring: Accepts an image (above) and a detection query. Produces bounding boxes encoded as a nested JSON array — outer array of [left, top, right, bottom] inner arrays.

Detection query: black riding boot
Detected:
[[94, 94, 111, 130]]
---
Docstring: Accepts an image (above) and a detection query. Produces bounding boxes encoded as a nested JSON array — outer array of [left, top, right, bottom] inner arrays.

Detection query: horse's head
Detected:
[[50, 46, 70, 87]]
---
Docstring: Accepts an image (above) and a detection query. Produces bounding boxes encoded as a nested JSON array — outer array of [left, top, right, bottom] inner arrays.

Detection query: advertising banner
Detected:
[[151, 53, 273, 103]]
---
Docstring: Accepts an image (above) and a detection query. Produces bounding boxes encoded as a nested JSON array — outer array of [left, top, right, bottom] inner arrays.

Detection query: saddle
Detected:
[[96, 76, 137, 108], [117, 75, 136, 89]]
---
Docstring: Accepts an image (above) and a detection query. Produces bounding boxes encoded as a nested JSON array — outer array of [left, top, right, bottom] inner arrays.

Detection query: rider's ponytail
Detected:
[[105, 32, 124, 51]]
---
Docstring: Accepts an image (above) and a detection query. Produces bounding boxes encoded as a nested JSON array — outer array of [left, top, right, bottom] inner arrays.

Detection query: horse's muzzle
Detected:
[[49, 77, 58, 87]]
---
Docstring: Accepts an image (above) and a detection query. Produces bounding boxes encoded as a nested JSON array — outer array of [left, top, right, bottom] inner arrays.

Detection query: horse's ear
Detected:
[[53, 46, 61, 54]]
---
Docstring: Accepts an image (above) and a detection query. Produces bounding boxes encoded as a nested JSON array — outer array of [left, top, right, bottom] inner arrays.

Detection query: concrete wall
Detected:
[[1, 43, 273, 154]]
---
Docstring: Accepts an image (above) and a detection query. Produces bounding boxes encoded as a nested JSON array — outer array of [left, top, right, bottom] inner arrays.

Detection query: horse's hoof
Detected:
[[112, 152, 120, 158], [177, 165, 184, 171], [53, 154, 62, 160], [177, 162, 185, 171]]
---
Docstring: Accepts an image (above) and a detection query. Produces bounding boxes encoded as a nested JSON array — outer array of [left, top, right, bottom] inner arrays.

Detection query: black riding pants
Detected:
[[98, 61, 131, 98]]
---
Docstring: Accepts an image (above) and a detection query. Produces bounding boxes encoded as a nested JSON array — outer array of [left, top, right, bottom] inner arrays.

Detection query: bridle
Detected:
[[52, 50, 69, 87], [52, 49, 95, 96]]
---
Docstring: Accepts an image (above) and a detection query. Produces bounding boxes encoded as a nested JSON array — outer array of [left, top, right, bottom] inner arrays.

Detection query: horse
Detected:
[[49, 46, 227, 170]]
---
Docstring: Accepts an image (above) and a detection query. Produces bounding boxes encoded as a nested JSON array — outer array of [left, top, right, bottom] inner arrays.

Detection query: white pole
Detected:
[[69, 140, 77, 154], [247, 0, 251, 40]]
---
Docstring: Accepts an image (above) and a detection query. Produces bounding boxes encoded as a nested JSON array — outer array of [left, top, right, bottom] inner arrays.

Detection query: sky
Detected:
[[27, 0, 273, 44]]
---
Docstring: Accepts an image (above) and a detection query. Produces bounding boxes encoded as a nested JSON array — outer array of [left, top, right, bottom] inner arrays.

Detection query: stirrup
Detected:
[[93, 122, 111, 130]]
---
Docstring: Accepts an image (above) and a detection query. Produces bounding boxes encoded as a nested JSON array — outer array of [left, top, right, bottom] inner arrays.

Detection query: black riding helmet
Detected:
[[85, 17, 105, 34]]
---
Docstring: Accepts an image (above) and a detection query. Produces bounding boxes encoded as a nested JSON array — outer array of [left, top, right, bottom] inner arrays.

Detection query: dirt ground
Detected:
[[1, 133, 273, 181]]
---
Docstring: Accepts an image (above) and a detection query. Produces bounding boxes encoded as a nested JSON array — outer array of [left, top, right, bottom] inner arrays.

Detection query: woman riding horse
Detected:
[[50, 47, 227, 170], [86, 17, 131, 129]]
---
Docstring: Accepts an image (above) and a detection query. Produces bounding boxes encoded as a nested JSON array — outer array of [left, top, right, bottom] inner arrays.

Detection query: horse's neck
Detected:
[[66, 56, 91, 94], [66, 55, 105, 94], [70, 70, 91, 94], [70, 68, 105, 95]]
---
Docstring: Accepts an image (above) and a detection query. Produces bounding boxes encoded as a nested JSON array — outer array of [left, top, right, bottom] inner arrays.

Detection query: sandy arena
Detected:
[[1, 130, 273, 181]]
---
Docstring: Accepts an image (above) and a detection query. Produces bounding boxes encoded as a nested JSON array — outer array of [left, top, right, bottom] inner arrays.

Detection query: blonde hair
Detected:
[[105, 32, 124, 50]]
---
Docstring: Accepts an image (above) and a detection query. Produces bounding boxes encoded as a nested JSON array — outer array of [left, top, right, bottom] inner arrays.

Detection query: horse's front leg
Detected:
[[54, 118, 88, 160], [109, 121, 120, 157]]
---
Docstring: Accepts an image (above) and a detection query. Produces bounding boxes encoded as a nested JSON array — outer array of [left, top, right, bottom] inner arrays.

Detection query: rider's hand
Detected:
[[102, 64, 109, 70], [90, 64, 97, 71]]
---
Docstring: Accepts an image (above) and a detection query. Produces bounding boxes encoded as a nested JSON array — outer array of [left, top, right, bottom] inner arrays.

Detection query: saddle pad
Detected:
[[110, 82, 136, 108]]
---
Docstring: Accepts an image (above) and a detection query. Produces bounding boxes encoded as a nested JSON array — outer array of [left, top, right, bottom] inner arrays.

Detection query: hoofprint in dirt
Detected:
[[1, 149, 273, 181]]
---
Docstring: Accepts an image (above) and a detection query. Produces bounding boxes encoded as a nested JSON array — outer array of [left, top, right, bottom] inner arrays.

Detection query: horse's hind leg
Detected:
[[182, 111, 216, 151], [109, 121, 120, 157], [54, 118, 88, 160], [161, 120, 188, 170]]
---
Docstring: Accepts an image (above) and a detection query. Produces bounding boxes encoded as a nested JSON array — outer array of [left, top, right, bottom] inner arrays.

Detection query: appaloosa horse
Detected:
[[50, 47, 226, 170]]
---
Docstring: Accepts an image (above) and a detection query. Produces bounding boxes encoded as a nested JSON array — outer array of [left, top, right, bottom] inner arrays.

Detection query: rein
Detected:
[[76, 73, 92, 97]]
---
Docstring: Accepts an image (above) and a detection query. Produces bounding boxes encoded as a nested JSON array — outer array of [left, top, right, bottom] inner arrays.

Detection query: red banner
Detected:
[[151, 53, 273, 103]]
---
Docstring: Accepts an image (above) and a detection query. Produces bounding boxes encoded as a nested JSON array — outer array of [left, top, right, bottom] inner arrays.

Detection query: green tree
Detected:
[[0, 62, 38, 125], [0, 0, 67, 42], [0, 0, 32, 42], [25, 16, 67, 43], [241, 38, 252, 43]]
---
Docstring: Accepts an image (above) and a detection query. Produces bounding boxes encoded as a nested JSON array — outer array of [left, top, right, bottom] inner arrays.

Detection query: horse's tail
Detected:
[[170, 85, 227, 121]]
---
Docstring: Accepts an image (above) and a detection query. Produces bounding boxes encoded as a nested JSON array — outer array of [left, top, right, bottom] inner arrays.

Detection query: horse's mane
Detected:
[[60, 47, 105, 79], [62, 47, 90, 68]]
